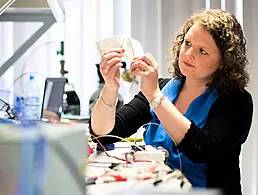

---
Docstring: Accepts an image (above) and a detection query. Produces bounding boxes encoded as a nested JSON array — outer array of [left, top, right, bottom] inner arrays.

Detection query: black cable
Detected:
[[0, 98, 21, 119]]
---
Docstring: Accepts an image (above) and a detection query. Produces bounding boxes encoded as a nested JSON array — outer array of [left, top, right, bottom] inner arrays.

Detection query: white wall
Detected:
[[131, 0, 206, 78]]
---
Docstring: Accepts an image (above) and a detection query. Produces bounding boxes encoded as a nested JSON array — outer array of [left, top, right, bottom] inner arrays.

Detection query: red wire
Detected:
[[90, 134, 130, 163], [89, 134, 154, 163]]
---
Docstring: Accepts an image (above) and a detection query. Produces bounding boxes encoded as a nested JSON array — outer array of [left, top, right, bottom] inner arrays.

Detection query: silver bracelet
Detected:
[[100, 92, 117, 111]]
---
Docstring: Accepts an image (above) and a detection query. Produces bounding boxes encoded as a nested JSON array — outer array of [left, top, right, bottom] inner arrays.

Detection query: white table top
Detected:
[[86, 142, 192, 195]]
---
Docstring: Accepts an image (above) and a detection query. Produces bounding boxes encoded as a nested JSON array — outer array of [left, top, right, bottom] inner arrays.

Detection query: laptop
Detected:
[[41, 77, 67, 121]]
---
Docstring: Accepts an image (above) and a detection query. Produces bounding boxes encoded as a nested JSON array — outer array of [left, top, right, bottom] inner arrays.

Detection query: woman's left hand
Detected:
[[130, 53, 161, 101]]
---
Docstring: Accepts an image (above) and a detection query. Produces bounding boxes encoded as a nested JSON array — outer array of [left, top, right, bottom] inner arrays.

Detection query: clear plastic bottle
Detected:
[[23, 75, 41, 120]]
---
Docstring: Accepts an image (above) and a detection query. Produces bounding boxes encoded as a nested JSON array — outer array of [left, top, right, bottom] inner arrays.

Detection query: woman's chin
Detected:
[[179, 67, 191, 77]]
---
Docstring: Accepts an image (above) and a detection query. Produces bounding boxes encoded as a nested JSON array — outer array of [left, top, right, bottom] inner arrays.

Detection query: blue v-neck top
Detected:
[[144, 78, 218, 187]]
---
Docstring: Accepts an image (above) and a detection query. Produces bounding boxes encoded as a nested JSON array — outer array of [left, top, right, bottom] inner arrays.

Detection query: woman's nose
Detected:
[[185, 48, 195, 61]]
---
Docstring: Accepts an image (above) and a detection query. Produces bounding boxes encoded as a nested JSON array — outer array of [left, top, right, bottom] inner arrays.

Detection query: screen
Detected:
[[41, 78, 66, 121]]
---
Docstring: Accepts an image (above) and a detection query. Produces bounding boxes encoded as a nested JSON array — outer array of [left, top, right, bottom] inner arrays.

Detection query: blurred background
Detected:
[[0, 0, 257, 194]]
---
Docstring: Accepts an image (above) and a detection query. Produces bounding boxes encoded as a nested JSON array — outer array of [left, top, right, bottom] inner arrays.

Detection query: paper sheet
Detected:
[[96, 35, 145, 61]]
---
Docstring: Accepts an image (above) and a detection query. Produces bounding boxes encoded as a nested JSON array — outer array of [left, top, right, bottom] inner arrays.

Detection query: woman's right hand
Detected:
[[100, 48, 124, 91]]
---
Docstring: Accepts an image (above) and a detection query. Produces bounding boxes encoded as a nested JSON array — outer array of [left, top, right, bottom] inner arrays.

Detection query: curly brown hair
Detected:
[[169, 9, 249, 95]]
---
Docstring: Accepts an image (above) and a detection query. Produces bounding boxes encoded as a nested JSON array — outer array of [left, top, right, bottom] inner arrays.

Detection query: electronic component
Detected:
[[131, 144, 145, 151], [0, 98, 23, 119], [130, 145, 166, 163], [124, 150, 135, 162], [97, 143, 115, 152]]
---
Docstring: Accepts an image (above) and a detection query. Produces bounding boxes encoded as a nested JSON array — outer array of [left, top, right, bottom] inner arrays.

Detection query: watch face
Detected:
[[151, 95, 165, 108], [151, 99, 160, 108]]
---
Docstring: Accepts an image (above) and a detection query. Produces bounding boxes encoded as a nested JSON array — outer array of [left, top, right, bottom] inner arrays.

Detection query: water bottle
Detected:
[[23, 75, 41, 120]]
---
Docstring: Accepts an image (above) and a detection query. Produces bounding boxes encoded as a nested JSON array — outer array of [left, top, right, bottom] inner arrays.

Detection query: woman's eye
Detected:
[[200, 48, 208, 55], [185, 40, 191, 46]]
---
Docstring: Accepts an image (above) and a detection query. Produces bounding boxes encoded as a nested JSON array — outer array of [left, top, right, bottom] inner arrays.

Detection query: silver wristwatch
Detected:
[[150, 95, 165, 109]]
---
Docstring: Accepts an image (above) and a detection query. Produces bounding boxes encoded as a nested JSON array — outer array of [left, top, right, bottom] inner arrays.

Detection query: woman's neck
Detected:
[[181, 77, 209, 96]]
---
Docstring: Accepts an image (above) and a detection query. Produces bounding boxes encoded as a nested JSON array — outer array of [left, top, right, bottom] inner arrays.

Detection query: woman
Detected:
[[89, 9, 253, 195]]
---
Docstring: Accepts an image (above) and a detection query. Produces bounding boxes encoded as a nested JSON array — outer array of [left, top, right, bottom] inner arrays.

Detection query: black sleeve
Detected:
[[177, 90, 253, 164], [89, 78, 171, 143]]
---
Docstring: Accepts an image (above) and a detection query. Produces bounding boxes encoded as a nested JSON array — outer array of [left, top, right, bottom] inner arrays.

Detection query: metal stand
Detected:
[[0, 8, 56, 77]]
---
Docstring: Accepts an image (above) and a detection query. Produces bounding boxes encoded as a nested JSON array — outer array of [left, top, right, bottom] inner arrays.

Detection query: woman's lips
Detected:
[[183, 61, 194, 67]]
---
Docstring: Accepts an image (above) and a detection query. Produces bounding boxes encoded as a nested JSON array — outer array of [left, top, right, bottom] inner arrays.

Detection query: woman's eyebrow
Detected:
[[185, 35, 216, 53], [196, 43, 209, 51]]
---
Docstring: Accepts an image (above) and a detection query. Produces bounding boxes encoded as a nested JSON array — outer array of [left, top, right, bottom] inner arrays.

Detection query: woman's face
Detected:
[[178, 23, 221, 83]]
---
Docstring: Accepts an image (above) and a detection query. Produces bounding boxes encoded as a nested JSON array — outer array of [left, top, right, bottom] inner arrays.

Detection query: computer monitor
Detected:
[[41, 77, 67, 121]]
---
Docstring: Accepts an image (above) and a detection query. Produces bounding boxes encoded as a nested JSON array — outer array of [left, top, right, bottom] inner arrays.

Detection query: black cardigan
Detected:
[[89, 78, 253, 195]]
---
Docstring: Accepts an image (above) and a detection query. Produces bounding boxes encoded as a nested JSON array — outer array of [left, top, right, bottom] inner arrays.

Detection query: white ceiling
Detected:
[[11, 0, 49, 7]]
